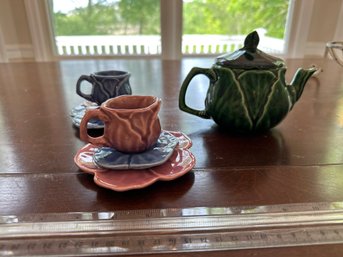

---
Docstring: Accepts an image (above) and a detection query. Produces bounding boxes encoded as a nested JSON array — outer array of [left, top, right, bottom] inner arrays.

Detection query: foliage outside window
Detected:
[[183, 0, 289, 39], [52, 0, 288, 38], [52, 0, 160, 36]]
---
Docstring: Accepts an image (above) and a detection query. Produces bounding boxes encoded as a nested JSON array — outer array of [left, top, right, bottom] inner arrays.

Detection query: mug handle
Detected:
[[178, 67, 217, 119], [76, 75, 94, 102], [79, 108, 108, 146]]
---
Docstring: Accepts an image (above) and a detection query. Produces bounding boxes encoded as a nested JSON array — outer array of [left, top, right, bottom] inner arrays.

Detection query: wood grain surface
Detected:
[[0, 58, 342, 256]]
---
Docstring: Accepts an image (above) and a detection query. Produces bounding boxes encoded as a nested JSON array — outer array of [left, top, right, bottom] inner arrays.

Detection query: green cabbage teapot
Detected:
[[179, 31, 317, 133]]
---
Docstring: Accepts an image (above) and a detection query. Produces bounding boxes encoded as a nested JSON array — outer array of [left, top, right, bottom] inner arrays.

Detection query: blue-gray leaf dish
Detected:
[[92, 131, 179, 170]]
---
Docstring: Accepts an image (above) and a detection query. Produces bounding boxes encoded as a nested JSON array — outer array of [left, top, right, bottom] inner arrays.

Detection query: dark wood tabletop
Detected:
[[0, 57, 343, 256]]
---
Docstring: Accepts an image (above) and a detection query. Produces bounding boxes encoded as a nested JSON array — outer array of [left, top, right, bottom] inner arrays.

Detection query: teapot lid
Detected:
[[215, 31, 284, 69]]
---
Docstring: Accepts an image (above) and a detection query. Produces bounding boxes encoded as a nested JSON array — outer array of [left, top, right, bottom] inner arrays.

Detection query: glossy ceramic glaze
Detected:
[[74, 131, 195, 191], [80, 95, 162, 153], [4, 59, 343, 257], [93, 131, 179, 169], [76, 70, 132, 105], [70, 101, 104, 129], [179, 31, 317, 133]]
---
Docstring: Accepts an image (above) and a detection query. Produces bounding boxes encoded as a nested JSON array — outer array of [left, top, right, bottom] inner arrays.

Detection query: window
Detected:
[[50, 0, 161, 57], [48, 0, 290, 58], [21, 0, 321, 62]]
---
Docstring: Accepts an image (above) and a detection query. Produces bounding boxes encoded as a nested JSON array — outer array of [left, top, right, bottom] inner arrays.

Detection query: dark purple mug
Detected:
[[76, 70, 132, 105]]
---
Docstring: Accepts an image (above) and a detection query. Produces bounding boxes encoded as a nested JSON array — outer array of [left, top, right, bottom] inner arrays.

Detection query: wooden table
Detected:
[[0, 57, 343, 256]]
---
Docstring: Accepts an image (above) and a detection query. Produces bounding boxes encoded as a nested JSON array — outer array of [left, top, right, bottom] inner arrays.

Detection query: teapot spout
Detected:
[[288, 67, 317, 104]]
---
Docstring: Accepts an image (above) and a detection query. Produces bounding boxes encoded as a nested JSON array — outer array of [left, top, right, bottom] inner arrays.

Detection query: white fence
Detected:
[[55, 34, 284, 56]]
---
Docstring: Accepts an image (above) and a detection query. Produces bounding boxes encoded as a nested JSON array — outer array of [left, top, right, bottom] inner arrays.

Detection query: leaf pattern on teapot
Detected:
[[209, 67, 291, 132]]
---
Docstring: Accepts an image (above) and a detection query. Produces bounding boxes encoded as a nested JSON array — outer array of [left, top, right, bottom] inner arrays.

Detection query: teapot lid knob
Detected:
[[215, 30, 284, 69], [243, 31, 259, 53]]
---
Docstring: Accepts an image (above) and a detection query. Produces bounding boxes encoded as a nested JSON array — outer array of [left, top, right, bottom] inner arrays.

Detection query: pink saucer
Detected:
[[74, 131, 195, 191]]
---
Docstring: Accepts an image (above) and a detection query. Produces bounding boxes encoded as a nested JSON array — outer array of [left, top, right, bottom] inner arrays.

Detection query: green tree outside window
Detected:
[[52, 0, 289, 39]]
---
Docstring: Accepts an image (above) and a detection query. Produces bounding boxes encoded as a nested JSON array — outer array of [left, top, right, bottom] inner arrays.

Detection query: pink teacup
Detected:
[[80, 95, 162, 153]]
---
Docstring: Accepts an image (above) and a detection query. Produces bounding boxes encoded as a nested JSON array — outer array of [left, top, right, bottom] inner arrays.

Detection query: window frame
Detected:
[[24, 0, 315, 61], [0, 26, 8, 62]]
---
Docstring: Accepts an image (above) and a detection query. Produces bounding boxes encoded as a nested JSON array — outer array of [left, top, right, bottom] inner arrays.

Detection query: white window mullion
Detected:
[[160, 0, 182, 60]]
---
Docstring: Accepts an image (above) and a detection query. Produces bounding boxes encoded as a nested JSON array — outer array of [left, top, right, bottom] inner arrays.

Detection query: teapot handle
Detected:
[[179, 67, 216, 119]]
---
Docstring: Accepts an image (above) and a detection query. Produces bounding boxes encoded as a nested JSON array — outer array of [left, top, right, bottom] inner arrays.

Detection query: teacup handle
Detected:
[[179, 67, 217, 119], [79, 108, 108, 146], [76, 75, 95, 102]]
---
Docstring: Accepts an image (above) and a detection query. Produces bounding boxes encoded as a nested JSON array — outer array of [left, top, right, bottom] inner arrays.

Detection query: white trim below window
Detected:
[[5, 44, 34, 60], [304, 42, 327, 57]]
